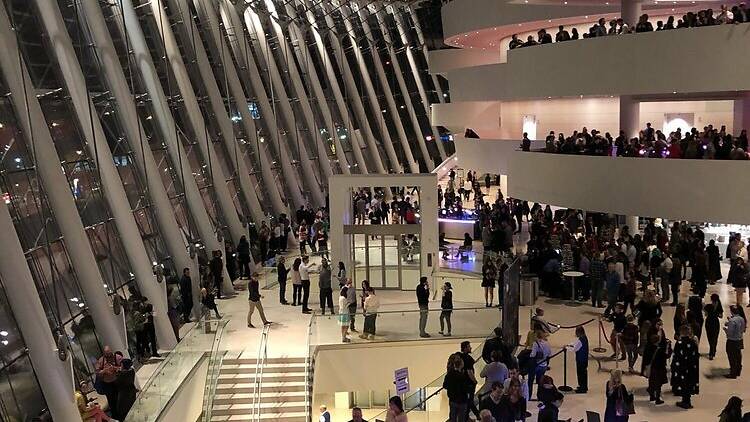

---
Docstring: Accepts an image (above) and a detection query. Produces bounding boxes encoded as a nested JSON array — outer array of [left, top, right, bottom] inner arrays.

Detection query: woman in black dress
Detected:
[[646, 329, 671, 405], [703, 293, 723, 360], [691, 246, 708, 298], [482, 259, 497, 308], [686, 295, 704, 341], [604, 369, 632, 422], [706, 239, 723, 284], [670, 325, 699, 409]]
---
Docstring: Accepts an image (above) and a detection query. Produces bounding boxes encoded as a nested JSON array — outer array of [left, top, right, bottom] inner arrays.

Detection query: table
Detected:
[[562, 271, 584, 305]]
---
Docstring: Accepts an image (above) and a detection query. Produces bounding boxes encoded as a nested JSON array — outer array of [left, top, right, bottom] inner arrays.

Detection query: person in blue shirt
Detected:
[[569, 325, 589, 393], [604, 262, 621, 316]]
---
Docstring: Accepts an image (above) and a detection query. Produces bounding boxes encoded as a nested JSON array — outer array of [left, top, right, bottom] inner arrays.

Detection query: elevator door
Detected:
[[352, 234, 402, 289]]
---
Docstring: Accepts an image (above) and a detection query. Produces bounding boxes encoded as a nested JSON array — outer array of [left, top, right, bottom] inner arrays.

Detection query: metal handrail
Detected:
[[201, 319, 229, 422], [251, 324, 270, 421], [304, 312, 314, 422]]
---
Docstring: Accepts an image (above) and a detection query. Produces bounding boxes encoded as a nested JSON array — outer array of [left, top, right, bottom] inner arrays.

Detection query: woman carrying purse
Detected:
[[604, 369, 634, 421]]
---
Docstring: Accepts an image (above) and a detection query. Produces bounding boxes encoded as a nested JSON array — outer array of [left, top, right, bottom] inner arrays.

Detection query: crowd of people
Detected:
[[523, 124, 750, 160], [77, 346, 137, 422], [352, 188, 421, 225], [509, 4, 749, 50]]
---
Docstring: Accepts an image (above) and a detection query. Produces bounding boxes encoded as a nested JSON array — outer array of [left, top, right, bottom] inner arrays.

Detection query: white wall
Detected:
[[427, 49, 501, 73], [158, 357, 207, 422], [447, 24, 750, 102], [434, 99, 736, 140], [507, 151, 750, 225]]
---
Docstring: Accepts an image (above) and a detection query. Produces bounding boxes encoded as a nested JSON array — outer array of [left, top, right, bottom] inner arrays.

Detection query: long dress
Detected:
[[707, 244, 723, 280], [647, 338, 670, 396], [670, 337, 699, 396], [704, 302, 723, 357], [603, 382, 630, 422]]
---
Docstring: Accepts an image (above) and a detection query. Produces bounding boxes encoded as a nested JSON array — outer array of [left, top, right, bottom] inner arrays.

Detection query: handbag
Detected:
[[624, 390, 636, 415]]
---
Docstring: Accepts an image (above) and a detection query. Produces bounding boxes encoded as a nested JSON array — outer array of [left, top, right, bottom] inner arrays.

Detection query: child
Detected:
[[569, 325, 589, 393], [622, 315, 640, 372]]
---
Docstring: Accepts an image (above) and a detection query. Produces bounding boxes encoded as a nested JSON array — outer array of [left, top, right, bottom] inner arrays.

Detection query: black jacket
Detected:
[[416, 283, 429, 307], [443, 369, 472, 403]]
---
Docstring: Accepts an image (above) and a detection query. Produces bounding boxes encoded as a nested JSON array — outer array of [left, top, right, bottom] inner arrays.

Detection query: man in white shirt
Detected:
[[299, 256, 316, 314]]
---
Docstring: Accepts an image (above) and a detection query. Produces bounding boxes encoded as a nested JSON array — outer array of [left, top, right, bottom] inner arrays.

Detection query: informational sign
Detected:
[[394, 367, 410, 395]]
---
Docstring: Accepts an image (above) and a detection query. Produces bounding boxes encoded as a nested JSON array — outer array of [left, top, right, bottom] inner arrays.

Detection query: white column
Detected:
[[218, 0, 306, 208], [82, 0, 202, 319], [622, 0, 643, 28], [191, 0, 287, 216], [287, 1, 369, 174], [243, 7, 325, 207], [148, 0, 246, 245], [0, 202, 81, 422], [170, 0, 267, 225], [35, 0, 176, 349], [619, 95, 640, 139], [354, 2, 419, 173], [393, 6, 447, 163], [117, 0, 235, 296], [313, 1, 388, 175], [338, 2, 402, 174], [278, 6, 352, 175], [373, 6, 433, 171], [0, 5, 127, 354], [733, 93, 750, 134]]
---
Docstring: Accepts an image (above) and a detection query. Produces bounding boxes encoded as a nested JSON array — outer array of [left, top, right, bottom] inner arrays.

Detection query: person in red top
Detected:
[[298, 222, 309, 255], [667, 138, 683, 158]]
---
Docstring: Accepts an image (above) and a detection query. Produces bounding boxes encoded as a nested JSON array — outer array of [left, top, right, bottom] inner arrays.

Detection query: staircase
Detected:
[[209, 356, 310, 421]]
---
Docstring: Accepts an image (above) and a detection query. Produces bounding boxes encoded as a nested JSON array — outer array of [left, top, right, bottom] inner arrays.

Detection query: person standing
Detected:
[[671, 325, 699, 409], [339, 287, 351, 342], [237, 235, 251, 279], [707, 239, 723, 284], [318, 259, 334, 315], [247, 272, 271, 328], [604, 261, 621, 316], [318, 405, 331, 422], [730, 256, 748, 306], [704, 293, 724, 360], [590, 253, 606, 308], [361, 287, 380, 340], [114, 358, 137, 421], [724, 305, 746, 378], [647, 330, 671, 405], [95, 347, 122, 415], [529, 331, 552, 397], [336, 261, 347, 287], [201, 287, 221, 319], [179, 267, 194, 323], [299, 255, 315, 314], [345, 279, 358, 332], [210, 250, 224, 299], [417, 276, 430, 337], [291, 258, 302, 306], [439, 282, 453, 336], [571, 325, 589, 393], [443, 353, 471, 422], [482, 260, 496, 308], [604, 369, 632, 422], [277, 256, 289, 305], [460, 341, 480, 420], [479, 382, 504, 422]]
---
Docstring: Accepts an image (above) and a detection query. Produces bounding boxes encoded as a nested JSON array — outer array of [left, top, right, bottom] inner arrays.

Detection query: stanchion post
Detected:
[[559, 347, 573, 392], [593, 317, 607, 353]]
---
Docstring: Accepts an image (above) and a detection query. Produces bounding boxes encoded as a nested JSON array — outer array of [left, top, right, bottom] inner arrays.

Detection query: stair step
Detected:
[[214, 391, 307, 405], [210, 411, 307, 421], [219, 362, 307, 374], [212, 401, 307, 416], [217, 373, 306, 383], [215, 382, 306, 394], [223, 357, 306, 365]]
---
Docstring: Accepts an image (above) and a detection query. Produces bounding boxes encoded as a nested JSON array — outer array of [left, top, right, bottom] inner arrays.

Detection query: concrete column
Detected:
[[0, 202, 81, 422], [619, 95, 640, 139], [170, 0, 267, 225], [392, 6, 447, 163], [287, 1, 369, 174], [0, 5, 127, 354], [148, 0, 245, 245], [35, 0, 176, 349], [313, 1, 388, 175], [627, 216, 640, 234], [82, 0, 202, 319], [733, 93, 750, 134], [116, 0, 235, 296], [191, 0, 287, 216], [373, 6, 434, 171], [338, 2, 402, 174], [218, 0, 306, 208], [354, 1, 419, 173], [622, 0, 643, 28], [243, 7, 325, 207]]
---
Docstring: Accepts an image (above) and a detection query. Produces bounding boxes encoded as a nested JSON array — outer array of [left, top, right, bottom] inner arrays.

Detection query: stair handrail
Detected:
[[251, 324, 270, 422], [304, 311, 315, 422], [201, 318, 229, 422]]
